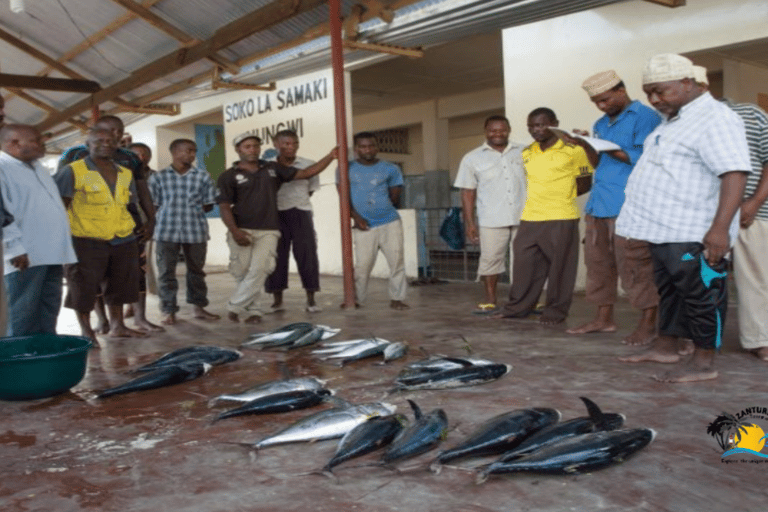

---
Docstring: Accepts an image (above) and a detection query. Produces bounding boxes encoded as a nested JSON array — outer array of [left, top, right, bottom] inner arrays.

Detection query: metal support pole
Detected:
[[330, 0, 356, 308]]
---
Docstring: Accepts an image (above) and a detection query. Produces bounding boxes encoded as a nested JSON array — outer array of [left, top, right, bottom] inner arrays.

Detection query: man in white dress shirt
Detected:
[[1, 124, 77, 336], [453, 115, 526, 315], [616, 54, 750, 383]]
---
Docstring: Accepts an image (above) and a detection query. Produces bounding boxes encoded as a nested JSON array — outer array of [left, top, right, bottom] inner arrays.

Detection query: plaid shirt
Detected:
[[616, 92, 751, 245], [149, 165, 216, 243]]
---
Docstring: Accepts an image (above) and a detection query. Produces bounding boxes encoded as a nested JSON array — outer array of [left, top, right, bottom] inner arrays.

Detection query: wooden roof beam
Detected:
[[342, 40, 423, 58], [110, 0, 241, 74], [38, 0, 327, 131], [0, 74, 101, 93], [643, 0, 686, 7]]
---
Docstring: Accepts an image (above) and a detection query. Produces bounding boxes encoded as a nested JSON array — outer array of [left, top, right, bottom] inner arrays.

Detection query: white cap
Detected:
[[693, 65, 709, 86], [642, 54, 696, 85]]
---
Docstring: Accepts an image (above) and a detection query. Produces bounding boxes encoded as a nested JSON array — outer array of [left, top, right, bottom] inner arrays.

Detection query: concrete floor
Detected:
[[1, 269, 765, 512]]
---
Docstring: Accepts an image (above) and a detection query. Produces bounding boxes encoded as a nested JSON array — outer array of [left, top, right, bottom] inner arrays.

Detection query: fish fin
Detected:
[[326, 395, 352, 408], [418, 346, 431, 358], [563, 465, 581, 474], [428, 459, 443, 474], [579, 396, 607, 428], [407, 399, 423, 420], [475, 471, 491, 485]]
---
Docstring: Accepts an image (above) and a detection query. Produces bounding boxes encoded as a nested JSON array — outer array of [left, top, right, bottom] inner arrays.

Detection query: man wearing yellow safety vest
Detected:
[[54, 128, 142, 346]]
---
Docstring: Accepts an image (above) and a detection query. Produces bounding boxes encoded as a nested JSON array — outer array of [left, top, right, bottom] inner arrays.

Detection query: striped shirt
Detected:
[[722, 99, 768, 220], [616, 92, 751, 244], [149, 165, 216, 243]]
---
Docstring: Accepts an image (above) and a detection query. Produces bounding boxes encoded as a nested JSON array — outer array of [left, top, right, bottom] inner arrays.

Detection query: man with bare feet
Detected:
[[454, 116, 526, 315], [616, 54, 750, 382], [55, 128, 148, 345], [125, 142, 163, 332], [566, 70, 661, 345], [338, 132, 409, 311], [218, 133, 337, 324], [60, 115, 156, 335], [264, 130, 323, 314], [149, 139, 220, 325], [496, 108, 596, 325]]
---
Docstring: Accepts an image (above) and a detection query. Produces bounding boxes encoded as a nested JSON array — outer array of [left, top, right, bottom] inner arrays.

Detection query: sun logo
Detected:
[[709, 412, 768, 459]]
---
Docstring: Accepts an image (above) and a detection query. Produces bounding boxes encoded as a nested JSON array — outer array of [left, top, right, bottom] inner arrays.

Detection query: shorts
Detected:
[[477, 225, 518, 277], [64, 237, 140, 312]]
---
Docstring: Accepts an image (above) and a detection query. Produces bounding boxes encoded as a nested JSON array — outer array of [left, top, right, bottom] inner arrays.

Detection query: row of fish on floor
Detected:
[[93, 322, 654, 481]]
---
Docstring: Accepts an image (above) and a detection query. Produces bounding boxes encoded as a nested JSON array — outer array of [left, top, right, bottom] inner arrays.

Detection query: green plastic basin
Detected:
[[0, 334, 92, 401]]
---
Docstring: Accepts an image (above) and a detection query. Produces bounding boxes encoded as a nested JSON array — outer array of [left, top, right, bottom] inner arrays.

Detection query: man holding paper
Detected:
[[566, 70, 662, 345]]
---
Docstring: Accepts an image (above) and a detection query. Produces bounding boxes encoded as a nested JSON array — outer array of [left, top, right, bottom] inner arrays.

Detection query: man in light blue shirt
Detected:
[[1, 124, 77, 336], [567, 70, 661, 346], [338, 132, 408, 309]]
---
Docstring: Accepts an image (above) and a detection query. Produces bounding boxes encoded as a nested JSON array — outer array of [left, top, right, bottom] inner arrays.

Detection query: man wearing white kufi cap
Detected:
[[566, 70, 661, 345], [615, 54, 751, 383]]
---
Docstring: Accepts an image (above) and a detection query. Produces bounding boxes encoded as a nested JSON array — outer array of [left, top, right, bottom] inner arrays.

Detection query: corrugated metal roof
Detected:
[[1, 0, 630, 148]]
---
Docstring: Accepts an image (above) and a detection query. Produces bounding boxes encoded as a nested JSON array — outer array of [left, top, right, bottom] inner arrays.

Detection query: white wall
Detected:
[[723, 59, 768, 105], [502, 0, 768, 289]]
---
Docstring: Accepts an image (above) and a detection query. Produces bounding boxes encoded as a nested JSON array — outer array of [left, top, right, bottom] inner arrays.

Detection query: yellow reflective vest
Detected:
[[67, 159, 135, 240]]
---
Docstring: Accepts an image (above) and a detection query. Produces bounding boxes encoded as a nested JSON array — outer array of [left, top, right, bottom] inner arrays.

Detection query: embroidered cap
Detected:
[[233, 132, 262, 147], [582, 70, 622, 97], [642, 53, 696, 85]]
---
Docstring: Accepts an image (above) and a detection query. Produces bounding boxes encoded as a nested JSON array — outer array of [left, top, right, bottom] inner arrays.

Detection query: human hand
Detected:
[[353, 217, 369, 231], [702, 227, 730, 265], [232, 229, 252, 246], [740, 197, 760, 229], [466, 224, 479, 245], [572, 129, 590, 137], [139, 218, 155, 242], [11, 254, 30, 270]]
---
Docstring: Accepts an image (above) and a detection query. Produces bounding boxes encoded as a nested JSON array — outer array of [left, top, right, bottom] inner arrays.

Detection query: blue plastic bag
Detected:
[[439, 207, 465, 250]]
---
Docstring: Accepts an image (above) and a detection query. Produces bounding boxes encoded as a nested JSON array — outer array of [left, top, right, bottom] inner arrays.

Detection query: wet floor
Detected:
[[1, 270, 765, 511]]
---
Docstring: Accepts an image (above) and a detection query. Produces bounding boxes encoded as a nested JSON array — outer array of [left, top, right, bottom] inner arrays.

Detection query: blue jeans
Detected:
[[155, 241, 209, 314], [4, 265, 64, 336]]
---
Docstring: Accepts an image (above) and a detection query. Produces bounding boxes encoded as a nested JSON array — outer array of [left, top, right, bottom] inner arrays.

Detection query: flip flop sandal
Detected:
[[472, 303, 499, 315]]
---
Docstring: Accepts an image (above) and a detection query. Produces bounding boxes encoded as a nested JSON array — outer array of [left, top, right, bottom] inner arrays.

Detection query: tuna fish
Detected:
[[476, 428, 655, 482], [133, 346, 242, 372], [382, 341, 408, 363], [392, 362, 511, 392], [491, 397, 625, 462], [253, 401, 397, 449], [430, 408, 560, 472], [208, 376, 326, 406], [242, 323, 340, 349], [381, 400, 448, 464], [98, 362, 211, 398], [322, 414, 407, 474], [213, 389, 331, 422]]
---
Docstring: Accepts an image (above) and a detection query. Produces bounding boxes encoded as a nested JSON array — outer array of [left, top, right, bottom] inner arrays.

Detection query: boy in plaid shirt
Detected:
[[149, 139, 220, 325]]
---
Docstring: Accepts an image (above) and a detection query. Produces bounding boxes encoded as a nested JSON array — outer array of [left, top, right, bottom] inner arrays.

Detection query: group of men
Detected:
[[0, 104, 409, 346], [457, 53, 767, 383]]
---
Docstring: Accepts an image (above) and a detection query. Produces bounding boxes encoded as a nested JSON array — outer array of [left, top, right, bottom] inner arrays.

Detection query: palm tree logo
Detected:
[[707, 412, 752, 451]]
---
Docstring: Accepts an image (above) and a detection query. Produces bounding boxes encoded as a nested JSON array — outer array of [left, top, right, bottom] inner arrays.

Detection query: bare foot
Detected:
[[124, 304, 135, 318], [566, 320, 617, 335], [227, 312, 239, 323], [752, 347, 768, 361], [540, 315, 565, 326], [340, 302, 361, 309], [390, 300, 410, 310], [623, 327, 656, 346], [82, 329, 101, 348], [619, 337, 681, 363], [653, 357, 718, 383], [244, 315, 262, 324], [193, 306, 221, 321], [677, 339, 695, 356], [95, 321, 110, 335], [133, 319, 165, 332], [108, 325, 150, 338], [161, 314, 177, 325]]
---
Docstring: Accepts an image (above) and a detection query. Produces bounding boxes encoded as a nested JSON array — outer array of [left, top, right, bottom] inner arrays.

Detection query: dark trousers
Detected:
[[155, 241, 209, 314], [502, 219, 580, 322], [265, 208, 320, 293], [650, 242, 728, 350], [4, 265, 64, 336]]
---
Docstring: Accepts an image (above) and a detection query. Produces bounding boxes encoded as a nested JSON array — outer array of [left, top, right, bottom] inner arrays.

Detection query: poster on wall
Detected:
[[195, 124, 226, 218], [222, 68, 345, 185]]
